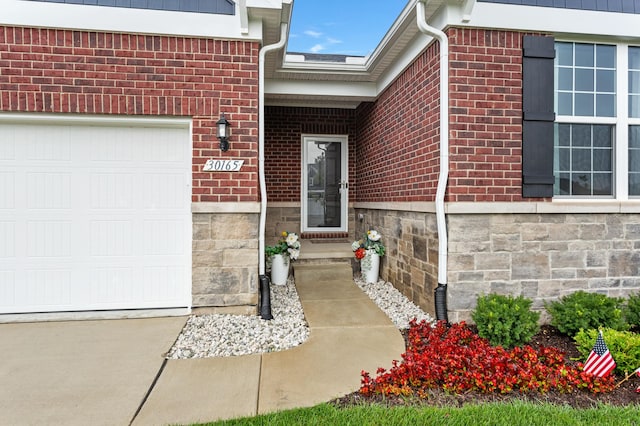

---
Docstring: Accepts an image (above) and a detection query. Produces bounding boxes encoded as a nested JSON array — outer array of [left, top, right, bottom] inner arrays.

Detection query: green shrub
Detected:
[[471, 293, 540, 348], [624, 292, 640, 328], [574, 328, 640, 375], [544, 291, 627, 337]]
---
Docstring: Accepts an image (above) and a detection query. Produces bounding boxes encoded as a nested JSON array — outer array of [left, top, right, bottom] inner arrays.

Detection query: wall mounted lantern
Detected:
[[216, 114, 230, 151]]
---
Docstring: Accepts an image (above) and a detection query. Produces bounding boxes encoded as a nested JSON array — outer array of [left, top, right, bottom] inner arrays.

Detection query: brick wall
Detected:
[[0, 25, 260, 202], [355, 41, 441, 202], [448, 28, 526, 202], [264, 106, 357, 202], [355, 29, 539, 203]]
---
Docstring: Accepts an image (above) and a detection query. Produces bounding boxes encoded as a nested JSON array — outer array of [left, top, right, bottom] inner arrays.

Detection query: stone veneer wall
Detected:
[[265, 204, 301, 242], [447, 212, 640, 323], [354, 206, 440, 318], [265, 203, 357, 243], [192, 211, 259, 315]]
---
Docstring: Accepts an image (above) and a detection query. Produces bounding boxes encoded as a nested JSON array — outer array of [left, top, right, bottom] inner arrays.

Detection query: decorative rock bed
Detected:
[[167, 276, 433, 359]]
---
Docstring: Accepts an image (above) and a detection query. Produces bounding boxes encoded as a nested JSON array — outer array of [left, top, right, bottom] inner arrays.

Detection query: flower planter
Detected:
[[361, 251, 380, 284], [270, 253, 290, 286]]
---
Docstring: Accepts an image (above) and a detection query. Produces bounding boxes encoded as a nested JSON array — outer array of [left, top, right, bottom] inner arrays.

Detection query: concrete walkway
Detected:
[[0, 262, 405, 425], [0, 317, 186, 426], [133, 263, 404, 425]]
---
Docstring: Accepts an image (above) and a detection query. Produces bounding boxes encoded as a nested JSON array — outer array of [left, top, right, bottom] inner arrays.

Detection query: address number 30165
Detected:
[[203, 159, 244, 172]]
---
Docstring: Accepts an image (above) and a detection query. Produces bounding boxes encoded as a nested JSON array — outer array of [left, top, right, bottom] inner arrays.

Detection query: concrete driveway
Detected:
[[0, 317, 186, 426]]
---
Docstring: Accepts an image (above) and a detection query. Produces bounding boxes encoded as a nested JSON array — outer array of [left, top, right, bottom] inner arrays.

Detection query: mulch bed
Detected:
[[331, 325, 640, 410]]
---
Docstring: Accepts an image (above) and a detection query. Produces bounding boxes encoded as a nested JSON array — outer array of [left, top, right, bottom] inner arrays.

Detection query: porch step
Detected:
[[293, 263, 354, 283], [295, 240, 354, 267]]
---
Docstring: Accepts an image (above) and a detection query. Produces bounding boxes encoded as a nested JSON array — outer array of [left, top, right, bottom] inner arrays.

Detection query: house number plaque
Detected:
[[203, 159, 244, 172]]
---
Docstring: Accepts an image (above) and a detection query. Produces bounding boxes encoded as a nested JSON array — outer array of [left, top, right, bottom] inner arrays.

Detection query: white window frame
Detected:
[[555, 41, 640, 200]]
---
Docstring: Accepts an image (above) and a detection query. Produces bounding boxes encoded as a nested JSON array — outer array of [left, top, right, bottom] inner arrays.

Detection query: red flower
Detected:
[[355, 248, 366, 260]]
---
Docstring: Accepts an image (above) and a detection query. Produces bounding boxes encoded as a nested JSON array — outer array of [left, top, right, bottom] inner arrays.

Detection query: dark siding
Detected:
[[479, 0, 640, 13], [522, 35, 555, 198], [24, 0, 235, 14]]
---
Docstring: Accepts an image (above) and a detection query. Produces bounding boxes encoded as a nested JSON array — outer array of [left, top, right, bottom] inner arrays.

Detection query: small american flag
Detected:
[[583, 330, 616, 377]]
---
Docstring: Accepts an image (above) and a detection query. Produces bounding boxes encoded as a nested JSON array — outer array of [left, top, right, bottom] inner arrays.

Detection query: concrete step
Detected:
[[296, 240, 354, 267], [293, 263, 354, 283]]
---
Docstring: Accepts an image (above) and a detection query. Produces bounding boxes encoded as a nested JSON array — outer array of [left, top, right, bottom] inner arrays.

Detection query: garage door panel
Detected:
[[0, 222, 15, 257], [0, 120, 192, 314], [142, 265, 186, 301], [26, 221, 72, 258], [26, 172, 72, 209], [142, 129, 188, 163], [21, 269, 73, 308], [24, 126, 72, 161], [90, 173, 135, 210], [88, 134, 134, 163], [143, 219, 185, 255], [89, 267, 137, 306], [0, 172, 15, 209], [90, 221, 133, 256], [0, 129, 15, 159], [143, 173, 187, 209], [0, 271, 15, 304]]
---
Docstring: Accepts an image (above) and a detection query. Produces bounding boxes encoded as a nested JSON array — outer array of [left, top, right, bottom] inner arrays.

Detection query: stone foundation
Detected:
[[192, 209, 260, 314], [447, 212, 640, 323], [354, 206, 440, 318], [352, 204, 640, 323], [266, 204, 301, 241], [265, 202, 356, 243]]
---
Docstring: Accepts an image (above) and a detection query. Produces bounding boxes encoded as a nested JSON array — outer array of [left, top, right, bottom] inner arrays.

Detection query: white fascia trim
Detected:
[[1, 0, 264, 40], [376, 4, 454, 96], [464, 2, 640, 40], [265, 79, 378, 100]]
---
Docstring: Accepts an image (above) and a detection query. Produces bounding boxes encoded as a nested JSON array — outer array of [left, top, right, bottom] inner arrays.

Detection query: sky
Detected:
[[287, 0, 408, 57]]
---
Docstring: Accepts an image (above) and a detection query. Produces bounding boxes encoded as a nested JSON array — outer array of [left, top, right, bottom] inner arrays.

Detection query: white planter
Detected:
[[270, 254, 290, 286], [361, 251, 380, 284]]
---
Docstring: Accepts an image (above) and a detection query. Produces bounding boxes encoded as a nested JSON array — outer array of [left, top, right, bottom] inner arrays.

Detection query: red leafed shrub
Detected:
[[360, 320, 616, 397]]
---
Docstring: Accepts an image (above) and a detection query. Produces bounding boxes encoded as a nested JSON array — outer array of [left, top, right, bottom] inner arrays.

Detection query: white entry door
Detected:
[[0, 117, 192, 314], [301, 135, 348, 233]]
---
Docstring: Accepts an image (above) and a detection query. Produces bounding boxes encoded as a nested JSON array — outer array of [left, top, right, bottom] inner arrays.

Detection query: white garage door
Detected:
[[0, 118, 192, 314]]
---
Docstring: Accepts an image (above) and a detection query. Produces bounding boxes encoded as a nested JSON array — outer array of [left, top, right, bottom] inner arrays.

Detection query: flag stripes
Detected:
[[583, 331, 616, 377]]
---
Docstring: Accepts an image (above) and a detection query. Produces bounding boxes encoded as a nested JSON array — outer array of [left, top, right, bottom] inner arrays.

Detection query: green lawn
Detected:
[[197, 401, 640, 426]]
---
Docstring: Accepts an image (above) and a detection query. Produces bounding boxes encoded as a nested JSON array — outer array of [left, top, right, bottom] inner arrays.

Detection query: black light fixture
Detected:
[[216, 114, 230, 151]]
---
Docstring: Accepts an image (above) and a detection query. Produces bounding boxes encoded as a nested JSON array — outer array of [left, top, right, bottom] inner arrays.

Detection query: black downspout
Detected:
[[259, 275, 273, 320], [434, 283, 448, 322]]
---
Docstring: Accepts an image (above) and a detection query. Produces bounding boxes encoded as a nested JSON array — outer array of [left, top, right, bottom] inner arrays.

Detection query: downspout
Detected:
[[416, 0, 449, 322], [258, 23, 288, 320]]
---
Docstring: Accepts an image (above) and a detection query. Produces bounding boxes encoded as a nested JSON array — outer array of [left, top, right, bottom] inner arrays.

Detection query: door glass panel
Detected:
[[305, 140, 342, 228]]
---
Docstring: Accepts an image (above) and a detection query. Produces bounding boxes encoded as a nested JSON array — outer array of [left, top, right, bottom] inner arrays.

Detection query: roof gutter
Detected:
[[258, 23, 288, 319], [416, 0, 449, 322]]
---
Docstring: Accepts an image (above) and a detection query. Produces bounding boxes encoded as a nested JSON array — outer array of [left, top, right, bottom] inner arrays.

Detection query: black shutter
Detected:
[[522, 35, 555, 198]]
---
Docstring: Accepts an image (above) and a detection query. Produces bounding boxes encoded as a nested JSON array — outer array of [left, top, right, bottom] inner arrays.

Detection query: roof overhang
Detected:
[[263, 0, 450, 108]]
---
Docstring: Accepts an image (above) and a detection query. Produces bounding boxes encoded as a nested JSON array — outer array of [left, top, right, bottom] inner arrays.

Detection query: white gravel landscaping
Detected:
[[166, 275, 433, 359]]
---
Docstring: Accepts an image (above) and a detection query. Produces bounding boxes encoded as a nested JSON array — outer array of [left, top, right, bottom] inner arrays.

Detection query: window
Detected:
[[556, 43, 616, 118], [630, 125, 640, 195], [629, 47, 640, 196], [554, 42, 640, 199], [555, 124, 613, 196]]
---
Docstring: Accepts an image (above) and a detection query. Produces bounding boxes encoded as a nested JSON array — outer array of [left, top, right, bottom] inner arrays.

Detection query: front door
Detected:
[[302, 135, 348, 233]]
